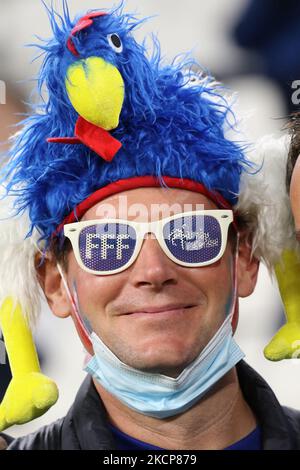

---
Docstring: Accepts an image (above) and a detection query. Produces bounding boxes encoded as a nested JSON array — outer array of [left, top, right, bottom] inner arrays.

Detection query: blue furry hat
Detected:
[[1, 1, 251, 245]]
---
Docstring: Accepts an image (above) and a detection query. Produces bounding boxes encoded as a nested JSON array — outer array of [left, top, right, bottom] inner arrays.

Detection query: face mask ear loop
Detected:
[[56, 262, 92, 351], [229, 231, 240, 327]]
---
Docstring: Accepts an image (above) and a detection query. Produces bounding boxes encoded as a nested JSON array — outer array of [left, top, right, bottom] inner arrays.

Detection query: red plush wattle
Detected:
[[75, 117, 122, 162], [47, 117, 122, 162], [47, 136, 81, 144]]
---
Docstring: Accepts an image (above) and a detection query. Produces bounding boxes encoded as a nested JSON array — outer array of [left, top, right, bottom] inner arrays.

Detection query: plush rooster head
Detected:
[[44, 6, 161, 160]]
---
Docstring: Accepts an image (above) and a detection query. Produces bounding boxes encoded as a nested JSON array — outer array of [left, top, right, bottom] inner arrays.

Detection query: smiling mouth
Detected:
[[125, 305, 197, 316]]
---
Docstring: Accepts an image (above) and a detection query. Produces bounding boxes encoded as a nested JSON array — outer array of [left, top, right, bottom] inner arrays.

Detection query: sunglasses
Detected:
[[63, 210, 234, 275]]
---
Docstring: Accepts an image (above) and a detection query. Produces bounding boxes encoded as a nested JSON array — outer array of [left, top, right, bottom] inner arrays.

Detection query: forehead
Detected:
[[82, 187, 218, 222]]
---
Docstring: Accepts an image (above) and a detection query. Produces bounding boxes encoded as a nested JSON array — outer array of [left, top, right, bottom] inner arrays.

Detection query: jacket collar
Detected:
[[236, 361, 296, 450], [62, 375, 117, 450]]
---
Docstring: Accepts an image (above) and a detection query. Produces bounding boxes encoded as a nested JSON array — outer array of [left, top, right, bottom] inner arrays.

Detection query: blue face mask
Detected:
[[57, 237, 244, 419], [85, 318, 244, 419]]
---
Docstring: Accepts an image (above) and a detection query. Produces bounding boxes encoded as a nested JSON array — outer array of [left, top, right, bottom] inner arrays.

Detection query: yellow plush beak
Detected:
[[0, 298, 58, 431], [65, 56, 125, 130], [264, 250, 300, 360]]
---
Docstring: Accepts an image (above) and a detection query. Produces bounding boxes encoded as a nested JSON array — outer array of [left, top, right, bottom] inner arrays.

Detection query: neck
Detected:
[[93, 367, 257, 450]]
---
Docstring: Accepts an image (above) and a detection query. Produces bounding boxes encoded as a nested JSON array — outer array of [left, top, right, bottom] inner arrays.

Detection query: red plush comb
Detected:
[[67, 11, 107, 56]]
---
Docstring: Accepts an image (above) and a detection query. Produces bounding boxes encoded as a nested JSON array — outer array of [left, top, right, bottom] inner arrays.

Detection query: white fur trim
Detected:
[[0, 194, 42, 326], [237, 134, 298, 271]]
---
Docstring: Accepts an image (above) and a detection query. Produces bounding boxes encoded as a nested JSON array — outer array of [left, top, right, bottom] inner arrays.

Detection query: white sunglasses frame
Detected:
[[63, 210, 234, 275]]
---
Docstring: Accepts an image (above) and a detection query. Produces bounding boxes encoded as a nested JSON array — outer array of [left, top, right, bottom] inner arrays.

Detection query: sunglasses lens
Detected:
[[78, 223, 137, 272], [163, 215, 222, 264]]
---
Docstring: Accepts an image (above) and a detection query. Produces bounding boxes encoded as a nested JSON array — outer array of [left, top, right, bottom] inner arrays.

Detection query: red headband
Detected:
[[54, 175, 234, 236]]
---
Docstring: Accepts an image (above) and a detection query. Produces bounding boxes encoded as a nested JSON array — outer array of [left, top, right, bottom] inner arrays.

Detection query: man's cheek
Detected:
[[72, 280, 94, 335], [73, 276, 116, 323], [290, 156, 300, 233]]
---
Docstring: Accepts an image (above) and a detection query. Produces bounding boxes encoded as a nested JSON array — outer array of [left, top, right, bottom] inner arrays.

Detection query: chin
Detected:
[[138, 361, 189, 378], [129, 347, 198, 376]]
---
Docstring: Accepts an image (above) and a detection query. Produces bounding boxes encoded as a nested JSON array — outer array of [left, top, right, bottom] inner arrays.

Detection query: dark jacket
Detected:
[[5, 360, 300, 450]]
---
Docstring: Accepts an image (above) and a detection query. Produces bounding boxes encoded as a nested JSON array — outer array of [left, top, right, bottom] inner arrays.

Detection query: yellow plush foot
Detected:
[[264, 322, 300, 361], [0, 298, 58, 431], [0, 372, 58, 431]]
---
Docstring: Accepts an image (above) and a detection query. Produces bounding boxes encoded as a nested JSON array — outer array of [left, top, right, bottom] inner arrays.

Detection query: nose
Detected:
[[129, 234, 179, 289]]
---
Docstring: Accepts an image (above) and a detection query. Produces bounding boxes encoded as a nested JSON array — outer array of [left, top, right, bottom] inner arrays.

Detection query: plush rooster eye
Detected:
[[107, 33, 123, 53]]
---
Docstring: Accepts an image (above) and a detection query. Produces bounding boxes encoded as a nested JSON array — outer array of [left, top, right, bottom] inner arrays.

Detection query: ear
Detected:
[[35, 253, 72, 318], [237, 233, 260, 298]]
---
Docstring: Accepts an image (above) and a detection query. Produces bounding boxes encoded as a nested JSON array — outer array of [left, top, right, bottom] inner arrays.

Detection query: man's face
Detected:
[[64, 188, 236, 377]]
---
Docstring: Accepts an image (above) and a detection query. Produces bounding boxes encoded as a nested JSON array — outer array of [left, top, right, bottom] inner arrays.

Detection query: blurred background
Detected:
[[0, 0, 299, 438]]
